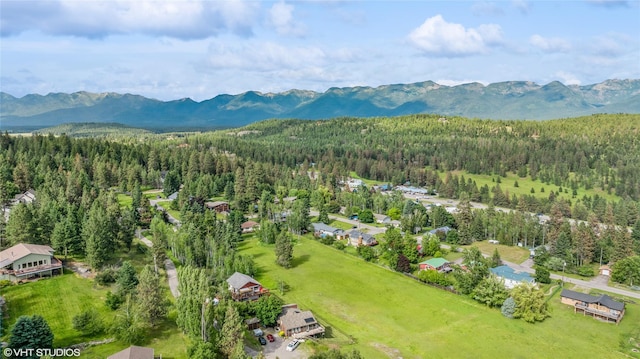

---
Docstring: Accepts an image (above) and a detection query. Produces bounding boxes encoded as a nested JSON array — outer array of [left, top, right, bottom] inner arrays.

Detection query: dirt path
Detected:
[[137, 230, 180, 298]]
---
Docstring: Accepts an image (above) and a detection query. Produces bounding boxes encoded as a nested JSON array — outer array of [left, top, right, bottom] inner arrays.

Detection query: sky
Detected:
[[1, 0, 639, 101]]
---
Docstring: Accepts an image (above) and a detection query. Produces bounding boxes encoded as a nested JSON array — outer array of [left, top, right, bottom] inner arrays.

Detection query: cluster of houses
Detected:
[[226, 272, 325, 339], [311, 222, 378, 246]]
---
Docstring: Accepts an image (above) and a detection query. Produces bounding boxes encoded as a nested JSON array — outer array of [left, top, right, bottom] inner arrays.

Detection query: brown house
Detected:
[[205, 201, 229, 213], [226, 272, 269, 301], [241, 220, 260, 233], [278, 304, 325, 339], [560, 289, 625, 324]]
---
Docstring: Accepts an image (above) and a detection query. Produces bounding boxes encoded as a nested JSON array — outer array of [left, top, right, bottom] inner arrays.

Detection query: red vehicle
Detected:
[[266, 334, 275, 342]]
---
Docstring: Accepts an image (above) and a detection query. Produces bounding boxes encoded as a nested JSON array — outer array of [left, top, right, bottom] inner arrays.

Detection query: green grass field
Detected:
[[239, 236, 639, 359], [155, 200, 182, 221], [467, 241, 531, 264], [1, 246, 188, 358], [438, 170, 620, 203], [116, 193, 133, 208]]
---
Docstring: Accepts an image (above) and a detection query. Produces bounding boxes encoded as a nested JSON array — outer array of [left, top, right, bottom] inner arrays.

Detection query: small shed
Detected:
[[245, 317, 261, 330], [599, 265, 611, 276]]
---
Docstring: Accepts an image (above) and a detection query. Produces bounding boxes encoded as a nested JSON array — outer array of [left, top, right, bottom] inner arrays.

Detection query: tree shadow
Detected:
[[291, 254, 310, 268]]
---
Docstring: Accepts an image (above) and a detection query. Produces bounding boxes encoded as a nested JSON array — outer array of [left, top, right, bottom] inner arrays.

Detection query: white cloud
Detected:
[[555, 71, 581, 85], [408, 15, 504, 57], [268, 1, 306, 36], [529, 34, 572, 53], [589, 32, 634, 56], [205, 41, 326, 72], [0, 0, 259, 39]]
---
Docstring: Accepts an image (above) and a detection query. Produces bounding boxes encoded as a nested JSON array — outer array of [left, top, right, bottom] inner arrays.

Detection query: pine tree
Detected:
[[9, 315, 54, 356], [219, 304, 243, 358], [275, 231, 294, 268], [117, 261, 138, 295], [83, 198, 116, 269], [137, 265, 166, 327]]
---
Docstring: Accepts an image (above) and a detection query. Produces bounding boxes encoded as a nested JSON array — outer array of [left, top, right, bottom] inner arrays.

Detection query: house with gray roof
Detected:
[[560, 289, 625, 324], [311, 223, 346, 240], [279, 304, 325, 339], [107, 346, 154, 359], [489, 265, 535, 289], [226, 272, 269, 301], [0, 243, 62, 282], [347, 230, 377, 246]]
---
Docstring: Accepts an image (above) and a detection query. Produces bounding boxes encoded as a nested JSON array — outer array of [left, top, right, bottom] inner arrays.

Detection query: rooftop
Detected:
[[419, 257, 450, 268], [561, 289, 625, 311], [226, 272, 261, 289], [0, 243, 55, 268], [490, 265, 535, 284]]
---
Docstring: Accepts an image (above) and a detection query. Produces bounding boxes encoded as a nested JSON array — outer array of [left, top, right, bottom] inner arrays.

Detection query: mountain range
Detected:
[[1, 79, 639, 130]]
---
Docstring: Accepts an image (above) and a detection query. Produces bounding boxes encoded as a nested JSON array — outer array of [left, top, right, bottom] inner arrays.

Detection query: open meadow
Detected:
[[239, 235, 640, 359]]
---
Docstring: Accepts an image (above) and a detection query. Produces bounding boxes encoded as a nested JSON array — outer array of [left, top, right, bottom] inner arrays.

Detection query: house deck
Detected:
[[0, 258, 63, 279], [574, 303, 623, 324]]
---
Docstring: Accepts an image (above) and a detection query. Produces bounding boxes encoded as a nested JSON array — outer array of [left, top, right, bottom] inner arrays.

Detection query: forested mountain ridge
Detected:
[[1, 79, 639, 129]]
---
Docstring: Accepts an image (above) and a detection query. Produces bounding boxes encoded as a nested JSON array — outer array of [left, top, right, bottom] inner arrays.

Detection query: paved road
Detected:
[[149, 198, 181, 227], [308, 210, 387, 235], [442, 243, 640, 299], [136, 229, 180, 298]]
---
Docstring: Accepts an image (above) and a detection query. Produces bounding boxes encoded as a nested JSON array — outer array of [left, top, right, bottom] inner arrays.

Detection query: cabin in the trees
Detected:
[[0, 243, 62, 282], [312, 222, 346, 240], [429, 226, 453, 236], [347, 230, 377, 246], [278, 304, 325, 338], [490, 265, 536, 289], [2, 189, 37, 220], [226, 272, 269, 301], [107, 346, 154, 359], [205, 200, 229, 213], [599, 264, 612, 276], [241, 220, 260, 233], [419, 258, 452, 272], [560, 289, 625, 324]]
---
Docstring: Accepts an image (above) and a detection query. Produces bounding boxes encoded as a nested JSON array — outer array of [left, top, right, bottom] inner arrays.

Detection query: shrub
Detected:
[[105, 291, 124, 310], [95, 267, 117, 286], [417, 269, 452, 286], [319, 235, 334, 245], [0, 280, 14, 289], [357, 246, 377, 262], [576, 266, 595, 277], [501, 297, 516, 319], [333, 241, 346, 250], [72, 310, 104, 335]]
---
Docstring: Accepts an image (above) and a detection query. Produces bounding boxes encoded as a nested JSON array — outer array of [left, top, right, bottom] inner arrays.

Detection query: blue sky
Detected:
[[1, 0, 639, 101]]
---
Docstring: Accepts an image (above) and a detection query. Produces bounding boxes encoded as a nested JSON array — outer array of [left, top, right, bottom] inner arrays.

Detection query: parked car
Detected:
[[253, 328, 264, 337], [286, 339, 300, 352], [266, 334, 275, 342], [258, 336, 267, 345]]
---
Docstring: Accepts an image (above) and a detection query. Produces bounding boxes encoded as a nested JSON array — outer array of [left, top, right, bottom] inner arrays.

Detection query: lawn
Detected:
[[239, 236, 638, 359], [116, 193, 132, 208], [467, 241, 531, 264], [155, 200, 182, 221], [1, 248, 189, 358], [1, 272, 112, 347], [437, 169, 620, 203]]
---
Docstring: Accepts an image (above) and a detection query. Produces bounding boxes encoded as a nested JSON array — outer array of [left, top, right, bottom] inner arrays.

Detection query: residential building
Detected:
[[489, 265, 536, 289], [226, 272, 269, 301], [107, 346, 154, 359], [429, 226, 453, 236], [347, 230, 377, 246], [311, 223, 346, 240], [419, 258, 452, 272], [241, 220, 260, 233], [279, 304, 325, 339], [0, 243, 62, 282], [599, 265, 612, 276], [205, 201, 229, 213], [560, 289, 625, 324]]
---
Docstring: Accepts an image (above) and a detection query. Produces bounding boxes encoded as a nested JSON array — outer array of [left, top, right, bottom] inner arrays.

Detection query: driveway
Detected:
[[136, 230, 180, 298], [245, 333, 307, 359]]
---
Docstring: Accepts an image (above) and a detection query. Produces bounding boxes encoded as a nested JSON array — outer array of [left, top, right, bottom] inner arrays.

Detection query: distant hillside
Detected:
[[1, 79, 639, 129], [33, 122, 153, 138]]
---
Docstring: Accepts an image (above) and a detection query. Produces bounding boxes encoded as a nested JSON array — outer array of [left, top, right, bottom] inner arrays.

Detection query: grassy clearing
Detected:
[[155, 200, 182, 221], [438, 170, 620, 203], [348, 171, 387, 186], [1, 272, 112, 347], [116, 193, 132, 208], [328, 219, 355, 231], [467, 241, 531, 264], [239, 235, 638, 358], [1, 249, 188, 358]]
